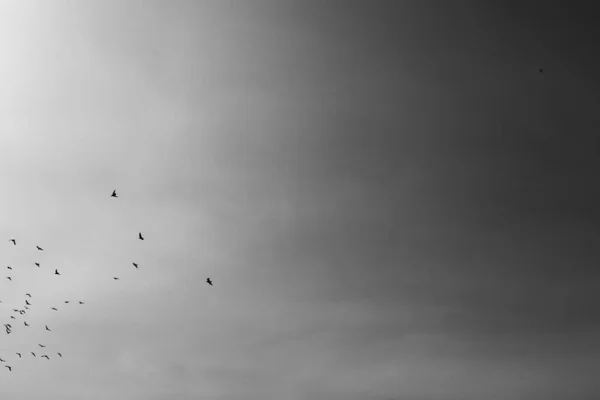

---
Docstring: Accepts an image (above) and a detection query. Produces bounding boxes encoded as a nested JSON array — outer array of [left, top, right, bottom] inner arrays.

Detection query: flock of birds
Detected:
[[1, 189, 213, 373]]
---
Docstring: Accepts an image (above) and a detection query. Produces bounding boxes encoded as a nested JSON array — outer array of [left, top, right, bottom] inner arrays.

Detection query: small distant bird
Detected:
[[6, 277, 11, 281], [111, 190, 118, 198], [65, 301, 70, 304], [138, 232, 144, 240], [78, 301, 84, 305], [24, 306, 29, 310], [30, 352, 36, 357], [10, 316, 15, 319], [36, 246, 43, 251], [16, 353, 21, 358], [55, 269, 60, 275], [41, 355, 49, 360], [57, 352, 62, 357], [45, 325, 51, 331], [6, 266, 11, 270], [12, 309, 18, 312], [206, 278, 213, 286], [24, 322, 29, 327], [9, 239, 16, 245], [51, 307, 58, 311], [0, 357, 4, 362], [19, 310, 25, 315], [35, 263, 40, 267], [38, 344, 46, 348], [25, 293, 31, 298], [25, 300, 30, 306], [132, 263, 138, 269], [113, 277, 119, 280], [4, 365, 10, 371], [539, 68, 543, 73]]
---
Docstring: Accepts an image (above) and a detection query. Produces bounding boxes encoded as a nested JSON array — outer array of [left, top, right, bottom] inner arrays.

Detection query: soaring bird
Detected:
[[36, 246, 43, 251], [25, 293, 31, 298], [4, 365, 10, 371], [16, 353, 21, 358], [45, 325, 51, 331], [6, 277, 11, 281], [38, 344, 46, 348], [138, 232, 144, 240], [78, 301, 84, 305], [132, 263, 138, 269], [55, 269, 60, 275], [30, 352, 36, 357], [113, 277, 119, 280], [57, 352, 62, 357], [0, 357, 4, 362], [6, 266, 11, 270], [9, 239, 16, 245], [206, 278, 213, 286], [65, 301, 70, 304], [35, 263, 40, 267], [111, 190, 118, 198], [42, 355, 49, 360], [51, 307, 58, 311], [24, 306, 29, 310], [19, 310, 25, 315], [24, 322, 29, 327], [25, 300, 30, 306], [10, 316, 15, 320]]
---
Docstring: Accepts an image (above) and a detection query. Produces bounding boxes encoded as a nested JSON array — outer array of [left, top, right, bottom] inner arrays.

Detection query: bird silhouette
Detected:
[[35, 263, 40, 267], [206, 278, 213, 286], [78, 301, 84, 305], [57, 352, 62, 357], [16, 353, 21, 358], [41, 355, 49, 360], [30, 352, 35, 357], [0, 357, 5, 362], [38, 344, 46, 348], [45, 325, 51, 331], [111, 190, 118, 198], [113, 277, 119, 280], [138, 232, 144, 240], [65, 301, 70, 304], [6, 266, 11, 270], [54, 269, 60, 275], [36, 246, 43, 251], [132, 263, 138, 269], [24, 322, 29, 327], [51, 307, 58, 311], [9, 239, 16, 245], [25, 294, 31, 298], [4, 365, 10, 371], [10, 316, 15, 320], [6, 277, 11, 281], [25, 300, 30, 306]]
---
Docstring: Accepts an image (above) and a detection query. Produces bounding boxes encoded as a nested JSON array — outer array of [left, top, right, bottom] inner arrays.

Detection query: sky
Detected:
[[1, 1, 600, 399]]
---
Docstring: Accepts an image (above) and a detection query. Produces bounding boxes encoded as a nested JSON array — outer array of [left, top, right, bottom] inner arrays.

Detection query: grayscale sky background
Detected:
[[1, 1, 600, 399]]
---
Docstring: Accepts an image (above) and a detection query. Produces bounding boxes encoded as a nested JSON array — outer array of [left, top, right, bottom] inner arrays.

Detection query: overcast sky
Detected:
[[1, 1, 600, 399]]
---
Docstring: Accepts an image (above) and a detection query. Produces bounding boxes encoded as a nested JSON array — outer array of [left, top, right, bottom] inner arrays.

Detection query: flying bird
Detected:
[[51, 307, 58, 311], [78, 301, 84, 305], [45, 325, 51, 331], [10, 316, 15, 320], [57, 352, 62, 357], [138, 232, 144, 240], [65, 301, 70, 304], [35, 263, 40, 267], [0, 358, 4, 362], [36, 246, 43, 251], [6, 277, 11, 281], [206, 278, 213, 286], [25, 300, 30, 306], [132, 263, 138, 269], [4, 365, 10, 371], [30, 352, 36, 357], [25, 294, 31, 298], [16, 353, 21, 358], [113, 277, 119, 280], [111, 190, 118, 198], [55, 269, 60, 275], [9, 239, 15, 245], [6, 266, 11, 270], [24, 322, 29, 327], [38, 344, 46, 348], [42, 355, 49, 360]]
